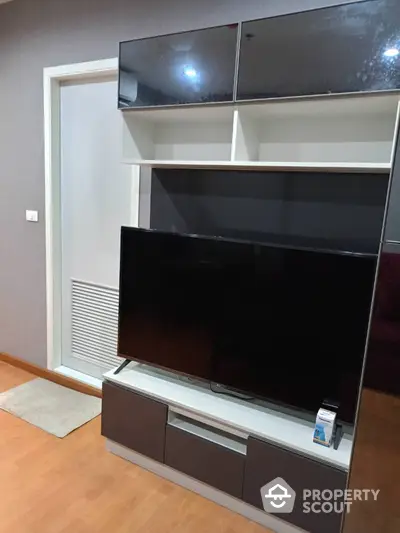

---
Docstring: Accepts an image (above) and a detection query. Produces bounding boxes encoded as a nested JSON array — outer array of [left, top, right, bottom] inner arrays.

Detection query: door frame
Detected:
[[43, 58, 128, 373]]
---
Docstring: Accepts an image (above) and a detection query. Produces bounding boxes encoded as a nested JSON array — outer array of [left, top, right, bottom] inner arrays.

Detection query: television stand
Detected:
[[113, 358, 131, 375], [102, 362, 352, 533]]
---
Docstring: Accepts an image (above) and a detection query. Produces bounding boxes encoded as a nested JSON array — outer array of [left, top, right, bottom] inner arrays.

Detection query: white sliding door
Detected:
[[60, 76, 133, 378]]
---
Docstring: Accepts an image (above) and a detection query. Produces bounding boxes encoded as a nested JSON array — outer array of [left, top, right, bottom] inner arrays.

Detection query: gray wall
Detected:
[[0, 0, 362, 367]]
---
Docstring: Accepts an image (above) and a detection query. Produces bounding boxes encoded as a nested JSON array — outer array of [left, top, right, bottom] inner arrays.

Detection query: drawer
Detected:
[[101, 381, 167, 462], [165, 419, 246, 499], [243, 437, 347, 533]]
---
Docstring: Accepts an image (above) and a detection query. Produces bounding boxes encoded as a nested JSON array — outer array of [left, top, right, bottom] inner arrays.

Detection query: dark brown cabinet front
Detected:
[[165, 425, 245, 498], [243, 437, 347, 533], [101, 382, 167, 462]]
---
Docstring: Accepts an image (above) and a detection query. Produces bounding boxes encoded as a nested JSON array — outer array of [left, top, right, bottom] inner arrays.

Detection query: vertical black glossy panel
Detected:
[[362, 243, 400, 397], [151, 168, 389, 255], [238, 0, 400, 101], [119, 25, 238, 108], [343, 243, 400, 533]]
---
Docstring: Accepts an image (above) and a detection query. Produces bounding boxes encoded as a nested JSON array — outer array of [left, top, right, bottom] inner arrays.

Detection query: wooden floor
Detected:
[[0, 362, 268, 533]]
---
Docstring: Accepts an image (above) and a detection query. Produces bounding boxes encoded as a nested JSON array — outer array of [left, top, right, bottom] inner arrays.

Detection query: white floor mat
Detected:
[[0, 378, 101, 437]]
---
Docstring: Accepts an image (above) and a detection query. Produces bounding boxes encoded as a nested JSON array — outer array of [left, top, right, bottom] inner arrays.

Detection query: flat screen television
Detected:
[[118, 227, 377, 424]]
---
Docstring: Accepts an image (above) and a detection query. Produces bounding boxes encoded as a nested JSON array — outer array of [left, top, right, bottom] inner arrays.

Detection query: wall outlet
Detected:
[[26, 210, 39, 222]]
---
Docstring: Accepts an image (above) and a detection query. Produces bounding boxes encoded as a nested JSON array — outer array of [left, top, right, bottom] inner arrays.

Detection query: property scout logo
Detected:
[[260, 478, 380, 514]]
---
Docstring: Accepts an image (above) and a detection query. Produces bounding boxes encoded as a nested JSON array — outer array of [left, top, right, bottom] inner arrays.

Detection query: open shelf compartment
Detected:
[[232, 94, 400, 167], [122, 105, 234, 163]]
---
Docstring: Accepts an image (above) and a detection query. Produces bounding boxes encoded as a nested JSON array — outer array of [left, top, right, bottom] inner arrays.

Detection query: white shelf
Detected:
[[121, 93, 400, 172], [121, 159, 391, 173], [104, 363, 353, 471], [122, 159, 235, 168]]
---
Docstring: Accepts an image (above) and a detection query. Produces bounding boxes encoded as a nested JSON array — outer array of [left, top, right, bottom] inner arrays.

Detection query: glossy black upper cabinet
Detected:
[[119, 25, 238, 109], [237, 0, 400, 101]]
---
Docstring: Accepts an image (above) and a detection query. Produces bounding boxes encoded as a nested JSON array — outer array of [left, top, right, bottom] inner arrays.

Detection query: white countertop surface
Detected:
[[104, 363, 353, 471]]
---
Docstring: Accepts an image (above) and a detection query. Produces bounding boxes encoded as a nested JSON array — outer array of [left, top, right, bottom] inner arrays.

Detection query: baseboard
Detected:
[[0, 352, 102, 398], [54, 365, 103, 390]]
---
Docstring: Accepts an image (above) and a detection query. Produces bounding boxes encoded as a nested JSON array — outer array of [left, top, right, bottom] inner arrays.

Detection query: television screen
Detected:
[[118, 227, 376, 424]]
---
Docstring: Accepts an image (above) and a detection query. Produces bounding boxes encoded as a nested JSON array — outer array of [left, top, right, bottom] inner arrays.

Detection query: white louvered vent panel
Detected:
[[71, 279, 122, 369]]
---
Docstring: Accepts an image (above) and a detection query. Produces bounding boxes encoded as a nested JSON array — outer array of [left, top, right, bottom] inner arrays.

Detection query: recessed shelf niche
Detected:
[[122, 106, 234, 163], [232, 94, 400, 166]]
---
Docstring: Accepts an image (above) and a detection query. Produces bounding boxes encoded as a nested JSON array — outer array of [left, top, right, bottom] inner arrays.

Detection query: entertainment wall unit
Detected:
[[102, 1, 400, 533]]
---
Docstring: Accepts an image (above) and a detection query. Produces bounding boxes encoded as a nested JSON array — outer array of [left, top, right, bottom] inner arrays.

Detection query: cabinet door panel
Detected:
[[238, 0, 400, 101], [119, 25, 238, 108], [243, 437, 347, 533], [165, 425, 245, 498], [362, 243, 400, 397], [101, 382, 167, 462], [343, 244, 400, 532]]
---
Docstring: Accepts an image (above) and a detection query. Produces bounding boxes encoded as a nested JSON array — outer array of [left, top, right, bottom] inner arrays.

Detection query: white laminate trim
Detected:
[[130, 165, 140, 228], [44, 58, 118, 81], [169, 405, 249, 440], [121, 159, 391, 173], [106, 439, 307, 533]]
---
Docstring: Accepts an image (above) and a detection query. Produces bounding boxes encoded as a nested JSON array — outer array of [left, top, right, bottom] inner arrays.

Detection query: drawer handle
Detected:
[[168, 412, 247, 455]]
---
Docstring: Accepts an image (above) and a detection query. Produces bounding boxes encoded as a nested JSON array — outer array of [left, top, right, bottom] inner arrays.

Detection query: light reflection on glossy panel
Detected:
[[343, 388, 400, 533], [119, 25, 238, 108], [344, 243, 400, 533], [238, 0, 400, 101]]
